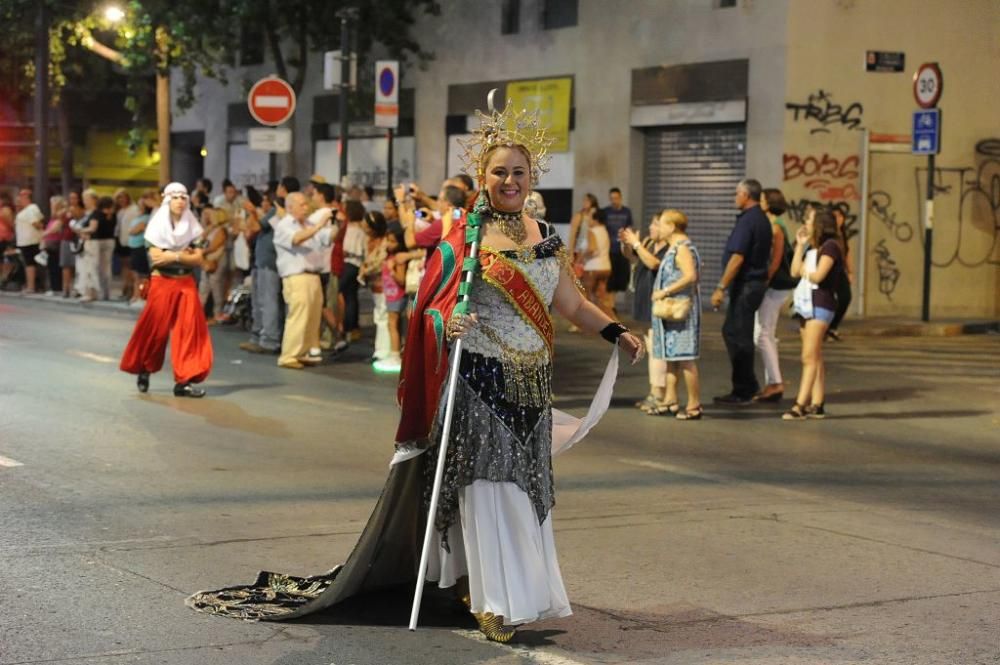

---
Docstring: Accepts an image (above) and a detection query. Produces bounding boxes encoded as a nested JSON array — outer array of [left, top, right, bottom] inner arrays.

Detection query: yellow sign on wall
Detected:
[[505, 77, 572, 153]]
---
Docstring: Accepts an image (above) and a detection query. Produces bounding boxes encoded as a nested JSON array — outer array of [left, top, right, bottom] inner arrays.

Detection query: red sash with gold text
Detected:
[[478, 249, 554, 354]]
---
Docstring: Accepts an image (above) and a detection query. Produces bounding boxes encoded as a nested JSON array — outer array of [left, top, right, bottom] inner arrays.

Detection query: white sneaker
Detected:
[[308, 347, 322, 359], [373, 355, 402, 373], [333, 340, 349, 353]]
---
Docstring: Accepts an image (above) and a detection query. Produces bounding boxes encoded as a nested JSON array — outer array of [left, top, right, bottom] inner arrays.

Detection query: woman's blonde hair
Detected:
[[659, 209, 688, 233]]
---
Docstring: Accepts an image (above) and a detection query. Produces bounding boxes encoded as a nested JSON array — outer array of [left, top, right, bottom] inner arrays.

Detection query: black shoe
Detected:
[[173, 382, 206, 398], [713, 393, 753, 405], [137, 372, 149, 393]]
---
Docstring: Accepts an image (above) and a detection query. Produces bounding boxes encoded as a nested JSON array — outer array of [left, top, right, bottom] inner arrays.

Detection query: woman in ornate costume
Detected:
[[120, 183, 212, 397], [186, 96, 644, 642]]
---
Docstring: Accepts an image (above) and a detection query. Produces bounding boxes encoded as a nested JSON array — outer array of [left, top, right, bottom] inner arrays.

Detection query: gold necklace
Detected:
[[489, 209, 527, 245]]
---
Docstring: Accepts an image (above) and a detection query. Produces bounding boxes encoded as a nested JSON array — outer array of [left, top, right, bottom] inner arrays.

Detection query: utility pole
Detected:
[[34, 2, 50, 216], [336, 7, 358, 183]]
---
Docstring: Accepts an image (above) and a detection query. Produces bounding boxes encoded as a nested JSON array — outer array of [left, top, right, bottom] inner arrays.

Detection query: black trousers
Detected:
[[722, 279, 768, 398], [830, 279, 852, 331], [339, 263, 360, 332]]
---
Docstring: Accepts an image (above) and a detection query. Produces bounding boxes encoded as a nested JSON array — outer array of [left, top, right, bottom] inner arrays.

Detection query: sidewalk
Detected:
[[3, 287, 996, 337]]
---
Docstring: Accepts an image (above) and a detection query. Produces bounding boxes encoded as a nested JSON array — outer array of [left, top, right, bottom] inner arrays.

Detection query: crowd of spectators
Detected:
[[1, 174, 849, 407]]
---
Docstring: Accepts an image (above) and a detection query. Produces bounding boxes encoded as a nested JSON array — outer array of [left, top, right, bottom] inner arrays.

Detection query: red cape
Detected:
[[394, 212, 469, 445]]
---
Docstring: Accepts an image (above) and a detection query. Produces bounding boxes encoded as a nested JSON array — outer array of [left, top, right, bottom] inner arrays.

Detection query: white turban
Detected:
[[143, 182, 203, 251]]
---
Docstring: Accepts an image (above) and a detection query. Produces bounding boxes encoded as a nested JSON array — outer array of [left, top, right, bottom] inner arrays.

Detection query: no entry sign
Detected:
[[248, 77, 296, 126], [374, 60, 399, 129]]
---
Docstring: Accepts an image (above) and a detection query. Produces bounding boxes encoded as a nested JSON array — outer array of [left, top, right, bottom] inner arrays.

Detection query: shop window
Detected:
[[542, 0, 577, 30]]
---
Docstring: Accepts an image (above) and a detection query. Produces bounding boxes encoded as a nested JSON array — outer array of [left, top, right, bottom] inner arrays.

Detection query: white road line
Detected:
[[283, 394, 373, 412], [452, 629, 591, 665], [0, 454, 24, 467], [616, 457, 827, 504], [68, 349, 117, 364]]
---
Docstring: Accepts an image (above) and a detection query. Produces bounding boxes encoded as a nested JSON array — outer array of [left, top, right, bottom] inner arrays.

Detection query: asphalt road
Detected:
[[1, 296, 998, 665]]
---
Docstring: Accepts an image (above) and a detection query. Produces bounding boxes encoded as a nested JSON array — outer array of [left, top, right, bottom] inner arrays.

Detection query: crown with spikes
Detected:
[[459, 89, 553, 186]]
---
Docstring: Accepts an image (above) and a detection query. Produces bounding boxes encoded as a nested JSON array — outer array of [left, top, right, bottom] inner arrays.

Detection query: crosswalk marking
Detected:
[[0, 454, 24, 467]]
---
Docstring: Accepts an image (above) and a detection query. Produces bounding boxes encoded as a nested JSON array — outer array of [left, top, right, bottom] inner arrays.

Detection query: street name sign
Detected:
[[913, 62, 943, 108], [374, 60, 399, 129], [248, 77, 296, 127], [865, 50, 905, 72], [912, 109, 940, 155], [249, 128, 292, 153]]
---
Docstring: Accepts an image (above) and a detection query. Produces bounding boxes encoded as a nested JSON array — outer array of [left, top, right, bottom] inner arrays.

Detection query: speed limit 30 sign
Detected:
[[913, 62, 943, 109]]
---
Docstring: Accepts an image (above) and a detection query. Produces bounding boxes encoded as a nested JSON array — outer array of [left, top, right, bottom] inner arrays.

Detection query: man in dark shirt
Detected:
[[602, 187, 633, 297], [711, 179, 773, 403]]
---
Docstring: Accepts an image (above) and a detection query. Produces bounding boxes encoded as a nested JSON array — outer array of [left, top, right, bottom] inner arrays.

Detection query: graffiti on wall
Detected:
[[868, 191, 915, 243], [872, 239, 901, 300], [866, 138, 1000, 283], [783, 152, 861, 201], [786, 90, 864, 135], [912, 138, 1000, 268], [786, 198, 858, 241]]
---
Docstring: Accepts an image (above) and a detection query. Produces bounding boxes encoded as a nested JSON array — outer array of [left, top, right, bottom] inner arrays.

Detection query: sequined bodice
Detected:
[[463, 237, 562, 360]]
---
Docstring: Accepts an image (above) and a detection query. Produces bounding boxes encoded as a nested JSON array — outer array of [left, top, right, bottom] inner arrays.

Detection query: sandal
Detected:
[[676, 405, 703, 421], [645, 401, 679, 416], [806, 403, 826, 419], [781, 403, 808, 420]]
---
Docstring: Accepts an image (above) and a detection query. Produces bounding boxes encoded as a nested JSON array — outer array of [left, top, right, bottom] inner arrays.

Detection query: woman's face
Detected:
[[386, 234, 400, 252], [648, 216, 662, 241], [661, 218, 676, 238], [68, 191, 81, 207], [484, 146, 530, 213], [804, 207, 816, 232]]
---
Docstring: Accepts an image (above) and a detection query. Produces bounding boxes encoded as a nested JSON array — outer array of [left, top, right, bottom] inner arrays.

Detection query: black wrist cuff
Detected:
[[600, 322, 629, 344]]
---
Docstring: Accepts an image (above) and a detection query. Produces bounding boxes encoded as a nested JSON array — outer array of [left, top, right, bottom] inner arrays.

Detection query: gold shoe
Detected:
[[473, 611, 516, 643]]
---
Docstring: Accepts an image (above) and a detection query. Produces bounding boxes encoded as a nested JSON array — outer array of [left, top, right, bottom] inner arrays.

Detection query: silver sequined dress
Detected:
[[424, 233, 572, 625]]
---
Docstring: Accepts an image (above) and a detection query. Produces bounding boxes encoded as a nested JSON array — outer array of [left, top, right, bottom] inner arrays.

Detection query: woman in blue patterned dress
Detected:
[[650, 210, 703, 419]]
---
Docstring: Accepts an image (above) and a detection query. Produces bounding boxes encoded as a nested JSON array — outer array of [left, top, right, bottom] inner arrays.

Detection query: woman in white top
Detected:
[[582, 207, 613, 317]]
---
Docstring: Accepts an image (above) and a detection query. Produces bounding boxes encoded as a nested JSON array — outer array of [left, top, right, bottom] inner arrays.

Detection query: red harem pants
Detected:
[[120, 274, 213, 384]]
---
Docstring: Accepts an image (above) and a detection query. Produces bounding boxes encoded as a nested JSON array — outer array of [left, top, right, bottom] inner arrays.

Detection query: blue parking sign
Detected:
[[912, 109, 940, 155]]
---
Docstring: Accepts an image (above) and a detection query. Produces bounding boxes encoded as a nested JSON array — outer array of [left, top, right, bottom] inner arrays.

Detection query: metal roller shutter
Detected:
[[643, 125, 746, 294]]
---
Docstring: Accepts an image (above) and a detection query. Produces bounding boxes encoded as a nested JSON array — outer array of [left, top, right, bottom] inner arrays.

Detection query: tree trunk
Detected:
[[157, 71, 170, 186], [56, 97, 72, 196]]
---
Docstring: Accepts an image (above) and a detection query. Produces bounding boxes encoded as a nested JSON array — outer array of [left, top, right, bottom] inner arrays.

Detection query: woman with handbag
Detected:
[[752, 188, 798, 403], [783, 208, 844, 421], [621, 212, 671, 412], [649, 210, 702, 420]]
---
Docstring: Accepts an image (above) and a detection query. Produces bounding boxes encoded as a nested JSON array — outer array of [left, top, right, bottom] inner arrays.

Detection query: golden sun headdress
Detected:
[[459, 89, 553, 186]]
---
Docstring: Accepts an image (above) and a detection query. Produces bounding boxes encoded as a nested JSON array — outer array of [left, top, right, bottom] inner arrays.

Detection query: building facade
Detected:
[[173, 0, 1000, 318]]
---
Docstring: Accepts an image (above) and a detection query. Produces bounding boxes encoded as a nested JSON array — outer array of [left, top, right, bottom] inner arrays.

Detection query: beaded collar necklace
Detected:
[[489, 208, 526, 245]]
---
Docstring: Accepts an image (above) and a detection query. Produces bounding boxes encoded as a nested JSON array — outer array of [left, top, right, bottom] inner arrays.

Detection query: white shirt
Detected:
[[308, 208, 338, 274], [15, 203, 44, 247], [273, 213, 333, 278], [342, 222, 366, 268], [116, 203, 141, 246], [583, 224, 612, 272]]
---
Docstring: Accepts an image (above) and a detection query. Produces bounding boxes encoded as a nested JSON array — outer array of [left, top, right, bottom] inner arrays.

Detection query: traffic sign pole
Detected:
[[912, 62, 942, 322], [922, 154, 934, 322]]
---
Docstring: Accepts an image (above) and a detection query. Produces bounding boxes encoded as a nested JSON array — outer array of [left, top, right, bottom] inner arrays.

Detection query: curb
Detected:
[[841, 320, 1000, 337]]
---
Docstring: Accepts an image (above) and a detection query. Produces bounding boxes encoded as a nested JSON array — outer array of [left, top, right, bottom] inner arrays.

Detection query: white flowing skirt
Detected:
[[425, 479, 572, 625]]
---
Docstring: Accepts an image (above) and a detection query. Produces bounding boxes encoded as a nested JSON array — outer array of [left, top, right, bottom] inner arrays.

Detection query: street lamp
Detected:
[[104, 6, 125, 23]]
